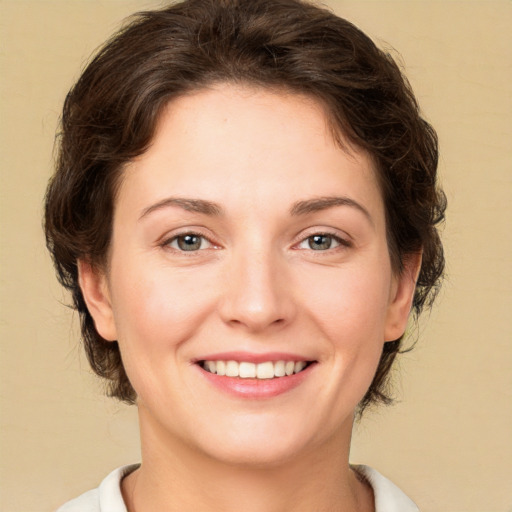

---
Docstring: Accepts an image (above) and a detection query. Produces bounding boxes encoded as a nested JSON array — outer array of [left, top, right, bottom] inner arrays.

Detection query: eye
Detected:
[[297, 233, 347, 251], [167, 233, 213, 252]]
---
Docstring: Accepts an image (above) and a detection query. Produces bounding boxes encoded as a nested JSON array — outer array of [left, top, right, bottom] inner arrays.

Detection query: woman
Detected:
[[45, 0, 446, 510]]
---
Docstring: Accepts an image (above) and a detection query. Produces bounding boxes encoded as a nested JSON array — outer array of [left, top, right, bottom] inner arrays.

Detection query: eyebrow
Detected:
[[139, 195, 372, 223], [290, 196, 373, 224], [139, 197, 223, 220]]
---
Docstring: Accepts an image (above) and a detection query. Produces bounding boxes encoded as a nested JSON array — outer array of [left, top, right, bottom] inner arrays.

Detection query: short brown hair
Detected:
[[44, 0, 446, 412]]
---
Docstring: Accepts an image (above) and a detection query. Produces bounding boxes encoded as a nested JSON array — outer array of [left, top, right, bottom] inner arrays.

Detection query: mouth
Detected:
[[197, 359, 315, 379], [193, 352, 317, 398]]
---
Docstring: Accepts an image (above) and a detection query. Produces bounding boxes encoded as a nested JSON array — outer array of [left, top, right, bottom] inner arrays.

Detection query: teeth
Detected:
[[216, 360, 226, 376], [256, 361, 274, 379], [225, 360, 239, 377], [201, 360, 310, 379], [294, 361, 306, 373], [239, 362, 256, 378], [274, 360, 286, 377]]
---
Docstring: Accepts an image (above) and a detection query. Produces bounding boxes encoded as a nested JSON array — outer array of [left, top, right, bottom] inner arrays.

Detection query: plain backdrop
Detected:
[[0, 1, 511, 511]]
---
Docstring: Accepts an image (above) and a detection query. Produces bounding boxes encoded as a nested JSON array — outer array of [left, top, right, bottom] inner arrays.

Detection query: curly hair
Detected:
[[44, 0, 446, 412]]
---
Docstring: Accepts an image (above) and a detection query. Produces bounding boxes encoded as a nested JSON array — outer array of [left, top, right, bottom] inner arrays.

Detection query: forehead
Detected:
[[117, 84, 384, 224]]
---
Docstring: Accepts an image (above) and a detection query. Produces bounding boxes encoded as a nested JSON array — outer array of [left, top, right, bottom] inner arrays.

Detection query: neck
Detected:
[[122, 409, 374, 512]]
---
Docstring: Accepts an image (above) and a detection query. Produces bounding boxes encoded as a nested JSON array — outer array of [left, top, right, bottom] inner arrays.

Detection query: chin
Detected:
[[202, 436, 308, 469], [186, 409, 347, 469]]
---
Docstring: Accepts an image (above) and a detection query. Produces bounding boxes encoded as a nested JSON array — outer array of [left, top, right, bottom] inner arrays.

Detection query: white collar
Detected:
[[59, 463, 419, 512], [352, 464, 420, 511]]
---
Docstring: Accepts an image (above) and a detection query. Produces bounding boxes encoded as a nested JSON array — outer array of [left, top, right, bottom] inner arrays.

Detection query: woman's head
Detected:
[[45, 0, 445, 413]]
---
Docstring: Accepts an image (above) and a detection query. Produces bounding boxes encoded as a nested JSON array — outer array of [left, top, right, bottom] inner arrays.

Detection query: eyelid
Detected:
[[296, 234, 343, 250], [291, 228, 353, 250], [157, 226, 352, 252], [168, 234, 212, 251], [159, 227, 221, 251]]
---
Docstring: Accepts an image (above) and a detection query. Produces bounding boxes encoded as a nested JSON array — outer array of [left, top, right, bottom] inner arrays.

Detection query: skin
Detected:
[[79, 84, 420, 512]]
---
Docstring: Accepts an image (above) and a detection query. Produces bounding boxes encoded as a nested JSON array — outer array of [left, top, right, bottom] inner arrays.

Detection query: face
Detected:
[[80, 85, 417, 466]]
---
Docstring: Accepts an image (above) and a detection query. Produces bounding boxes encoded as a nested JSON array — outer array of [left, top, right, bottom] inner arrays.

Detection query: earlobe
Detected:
[[384, 252, 422, 342], [77, 260, 117, 341]]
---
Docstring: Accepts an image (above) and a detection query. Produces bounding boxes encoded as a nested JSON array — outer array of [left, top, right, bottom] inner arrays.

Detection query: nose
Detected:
[[218, 245, 296, 333]]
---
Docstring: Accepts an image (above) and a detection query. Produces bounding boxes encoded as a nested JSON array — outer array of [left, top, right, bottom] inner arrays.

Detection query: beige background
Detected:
[[1, 1, 510, 511]]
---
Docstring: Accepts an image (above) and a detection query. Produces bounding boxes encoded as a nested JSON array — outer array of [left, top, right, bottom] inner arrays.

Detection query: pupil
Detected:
[[309, 235, 331, 250], [178, 235, 201, 251]]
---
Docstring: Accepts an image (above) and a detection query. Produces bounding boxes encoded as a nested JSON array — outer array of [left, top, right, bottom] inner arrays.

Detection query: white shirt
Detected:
[[56, 464, 419, 512]]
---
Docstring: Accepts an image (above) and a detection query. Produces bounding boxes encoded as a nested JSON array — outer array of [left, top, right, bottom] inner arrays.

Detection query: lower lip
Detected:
[[196, 363, 315, 399]]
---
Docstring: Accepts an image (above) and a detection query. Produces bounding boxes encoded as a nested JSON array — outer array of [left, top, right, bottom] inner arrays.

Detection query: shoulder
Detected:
[[56, 488, 99, 512], [352, 465, 420, 512], [56, 464, 139, 512]]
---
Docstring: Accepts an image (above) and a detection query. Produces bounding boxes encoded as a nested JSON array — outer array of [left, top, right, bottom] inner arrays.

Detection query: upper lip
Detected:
[[192, 351, 315, 364]]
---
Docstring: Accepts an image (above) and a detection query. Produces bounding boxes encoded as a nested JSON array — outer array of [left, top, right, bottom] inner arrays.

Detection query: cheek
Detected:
[[109, 261, 218, 355], [301, 259, 392, 403], [286, 260, 393, 435], [303, 261, 392, 348], [107, 262, 222, 403]]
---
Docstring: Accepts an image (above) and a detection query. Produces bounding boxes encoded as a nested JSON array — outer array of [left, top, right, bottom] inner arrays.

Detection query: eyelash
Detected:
[[162, 231, 216, 253], [161, 230, 351, 254], [295, 232, 352, 252]]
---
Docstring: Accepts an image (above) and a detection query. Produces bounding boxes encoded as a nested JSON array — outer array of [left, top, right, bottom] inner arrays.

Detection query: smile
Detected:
[[199, 360, 311, 379], [195, 354, 317, 398]]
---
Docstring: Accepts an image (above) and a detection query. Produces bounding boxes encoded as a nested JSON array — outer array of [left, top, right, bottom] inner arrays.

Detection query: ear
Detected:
[[77, 259, 117, 341], [384, 252, 422, 342]]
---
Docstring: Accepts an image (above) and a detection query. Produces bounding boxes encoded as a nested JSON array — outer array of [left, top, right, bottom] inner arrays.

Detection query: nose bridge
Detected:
[[219, 235, 293, 331]]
